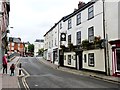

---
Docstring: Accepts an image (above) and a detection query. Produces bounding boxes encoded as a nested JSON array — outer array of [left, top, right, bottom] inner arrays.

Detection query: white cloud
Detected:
[[9, 0, 90, 43]]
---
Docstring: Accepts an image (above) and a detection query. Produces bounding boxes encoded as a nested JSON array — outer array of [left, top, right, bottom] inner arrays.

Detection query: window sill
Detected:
[[76, 22, 81, 26], [89, 64, 94, 67], [88, 16, 94, 20]]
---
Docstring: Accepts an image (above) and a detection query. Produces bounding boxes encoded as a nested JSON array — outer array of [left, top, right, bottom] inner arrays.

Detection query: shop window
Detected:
[[68, 55, 71, 65], [84, 54, 87, 63], [88, 53, 94, 67], [64, 55, 66, 60]]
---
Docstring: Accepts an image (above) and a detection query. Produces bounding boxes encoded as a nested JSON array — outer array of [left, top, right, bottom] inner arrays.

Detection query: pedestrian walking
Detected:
[[2, 54, 8, 74], [10, 63, 15, 76]]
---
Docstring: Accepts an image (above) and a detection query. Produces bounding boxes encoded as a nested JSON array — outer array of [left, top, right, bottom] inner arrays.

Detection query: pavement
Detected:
[[37, 57, 120, 84], [0, 57, 20, 89]]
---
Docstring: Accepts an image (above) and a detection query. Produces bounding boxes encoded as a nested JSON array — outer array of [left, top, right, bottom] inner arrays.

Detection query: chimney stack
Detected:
[[78, 1, 85, 9]]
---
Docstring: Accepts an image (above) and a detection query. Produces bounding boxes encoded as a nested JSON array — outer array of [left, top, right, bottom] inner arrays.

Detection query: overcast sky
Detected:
[[9, 0, 89, 43]]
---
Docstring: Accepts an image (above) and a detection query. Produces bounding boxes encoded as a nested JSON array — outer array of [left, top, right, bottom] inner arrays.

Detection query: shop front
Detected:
[[110, 40, 120, 77]]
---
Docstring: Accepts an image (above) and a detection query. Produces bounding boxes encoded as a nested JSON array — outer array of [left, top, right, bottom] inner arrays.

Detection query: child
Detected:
[[10, 63, 15, 76]]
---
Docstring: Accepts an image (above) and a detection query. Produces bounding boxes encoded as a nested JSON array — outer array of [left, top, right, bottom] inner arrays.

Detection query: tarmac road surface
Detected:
[[19, 57, 119, 89]]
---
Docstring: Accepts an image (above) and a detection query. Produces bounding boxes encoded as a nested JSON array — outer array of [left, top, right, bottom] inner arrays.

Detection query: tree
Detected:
[[37, 48, 44, 56], [28, 44, 34, 54]]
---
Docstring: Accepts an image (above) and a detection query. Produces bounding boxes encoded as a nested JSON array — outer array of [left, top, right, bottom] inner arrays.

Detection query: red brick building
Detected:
[[8, 37, 25, 56]]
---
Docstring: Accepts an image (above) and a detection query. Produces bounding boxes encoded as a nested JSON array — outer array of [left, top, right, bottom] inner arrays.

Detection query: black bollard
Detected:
[[19, 63, 22, 75]]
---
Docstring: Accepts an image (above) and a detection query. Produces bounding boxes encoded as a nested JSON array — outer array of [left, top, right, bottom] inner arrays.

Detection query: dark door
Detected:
[[59, 55, 64, 66], [116, 48, 120, 71], [53, 51, 56, 63], [76, 52, 82, 70], [79, 53, 82, 69]]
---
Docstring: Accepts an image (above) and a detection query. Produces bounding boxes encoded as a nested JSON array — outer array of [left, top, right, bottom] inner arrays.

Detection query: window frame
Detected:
[[68, 35, 71, 44], [68, 19, 72, 29], [76, 13, 81, 25], [88, 53, 94, 67], [88, 6, 94, 20], [76, 31, 81, 45], [88, 26, 94, 43], [60, 22, 62, 29], [68, 55, 71, 65]]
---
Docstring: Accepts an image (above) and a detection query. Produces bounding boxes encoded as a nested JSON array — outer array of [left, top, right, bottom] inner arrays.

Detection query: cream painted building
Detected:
[[44, 0, 120, 76]]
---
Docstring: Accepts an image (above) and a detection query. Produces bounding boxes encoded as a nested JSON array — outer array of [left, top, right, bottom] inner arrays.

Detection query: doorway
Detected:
[[76, 52, 82, 70], [116, 48, 120, 71]]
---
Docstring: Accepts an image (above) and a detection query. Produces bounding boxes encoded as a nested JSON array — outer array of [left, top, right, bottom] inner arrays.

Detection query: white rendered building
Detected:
[[34, 39, 44, 56]]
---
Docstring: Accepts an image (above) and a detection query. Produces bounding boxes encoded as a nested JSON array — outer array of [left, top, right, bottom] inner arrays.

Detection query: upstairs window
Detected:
[[88, 6, 94, 20], [68, 35, 71, 44], [60, 22, 62, 29], [77, 31, 81, 45], [68, 19, 72, 29], [88, 26, 94, 43], [55, 38, 57, 46], [76, 13, 81, 25]]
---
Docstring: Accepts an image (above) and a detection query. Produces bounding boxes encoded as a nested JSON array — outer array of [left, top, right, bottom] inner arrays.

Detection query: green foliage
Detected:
[[28, 44, 34, 53], [82, 40, 89, 49], [37, 48, 44, 56]]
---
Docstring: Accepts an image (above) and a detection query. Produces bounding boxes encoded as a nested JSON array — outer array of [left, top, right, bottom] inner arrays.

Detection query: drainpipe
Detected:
[[58, 24, 60, 68], [102, 0, 110, 76]]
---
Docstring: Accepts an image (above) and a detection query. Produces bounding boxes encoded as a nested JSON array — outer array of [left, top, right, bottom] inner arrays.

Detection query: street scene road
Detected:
[[19, 57, 119, 89]]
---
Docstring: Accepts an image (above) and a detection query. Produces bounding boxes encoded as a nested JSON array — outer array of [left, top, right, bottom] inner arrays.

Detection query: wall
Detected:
[[119, 1, 120, 38], [65, 0, 104, 46], [83, 49, 105, 72], [105, 1, 119, 41]]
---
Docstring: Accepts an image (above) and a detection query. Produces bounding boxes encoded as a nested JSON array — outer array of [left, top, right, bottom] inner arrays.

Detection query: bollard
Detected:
[[19, 63, 22, 75]]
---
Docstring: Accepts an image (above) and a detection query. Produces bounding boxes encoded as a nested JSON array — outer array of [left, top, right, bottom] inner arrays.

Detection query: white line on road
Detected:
[[21, 68, 30, 90]]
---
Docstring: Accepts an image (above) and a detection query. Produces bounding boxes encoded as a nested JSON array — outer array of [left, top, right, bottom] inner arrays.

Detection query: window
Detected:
[[52, 40, 53, 47], [76, 13, 81, 25], [88, 53, 94, 67], [49, 42, 50, 48], [60, 22, 62, 29], [84, 54, 87, 63], [77, 31, 81, 45], [68, 19, 72, 29], [68, 35, 71, 44], [88, 26, 94, 42], [88, 6, 94, 20], [72, 54, 76, 60], [55, 38, 57, 46], [64, 55, 66, 60], [68, 55, 71, 65], [12, 43, 14, 46]]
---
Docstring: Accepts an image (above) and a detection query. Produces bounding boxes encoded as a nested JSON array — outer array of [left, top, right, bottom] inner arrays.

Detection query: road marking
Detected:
[[35, 85, 38, 87], [21, 68, 30, 90]]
